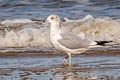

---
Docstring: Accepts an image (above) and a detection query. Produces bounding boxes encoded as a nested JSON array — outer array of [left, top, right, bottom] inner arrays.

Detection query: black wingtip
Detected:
[[95, 41, 113, 45]]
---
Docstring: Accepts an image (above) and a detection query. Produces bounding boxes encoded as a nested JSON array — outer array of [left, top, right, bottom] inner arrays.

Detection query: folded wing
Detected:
[[58, 32, 96, 49]]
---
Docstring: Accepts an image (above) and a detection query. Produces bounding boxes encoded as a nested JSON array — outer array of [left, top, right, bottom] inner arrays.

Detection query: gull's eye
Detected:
[[51, 17, 54, 20]]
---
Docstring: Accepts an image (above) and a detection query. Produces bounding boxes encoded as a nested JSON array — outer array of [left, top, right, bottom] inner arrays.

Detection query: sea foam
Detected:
[[0, 15, 120, 48]]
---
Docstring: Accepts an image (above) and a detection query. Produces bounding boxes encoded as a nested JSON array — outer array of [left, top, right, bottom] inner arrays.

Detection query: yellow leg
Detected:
[[67, 53, 71, 66]]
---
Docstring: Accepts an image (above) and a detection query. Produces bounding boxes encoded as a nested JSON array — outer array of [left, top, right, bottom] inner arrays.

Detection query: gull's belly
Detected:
[[50, 33, 66, 52], [53, 42, 64, 51], [51, 36, 75, 53], [51, 37, 65, 52]]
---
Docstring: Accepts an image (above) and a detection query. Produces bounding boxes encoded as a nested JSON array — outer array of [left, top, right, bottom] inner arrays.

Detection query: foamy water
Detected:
[[0, 15, 120, 48], [0, 20, 51, 48]]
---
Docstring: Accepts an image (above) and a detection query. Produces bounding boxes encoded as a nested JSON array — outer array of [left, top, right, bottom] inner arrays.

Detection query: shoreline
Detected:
[[0, 45, 120, 58]]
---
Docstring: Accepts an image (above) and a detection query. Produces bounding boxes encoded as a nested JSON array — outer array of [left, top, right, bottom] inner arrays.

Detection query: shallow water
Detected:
[[0, 0, 120, 19], [0, 47, 119, 80]]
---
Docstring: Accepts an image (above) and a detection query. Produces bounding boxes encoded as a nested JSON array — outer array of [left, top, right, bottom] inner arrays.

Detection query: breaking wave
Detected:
[[0, 15, 120, 48]]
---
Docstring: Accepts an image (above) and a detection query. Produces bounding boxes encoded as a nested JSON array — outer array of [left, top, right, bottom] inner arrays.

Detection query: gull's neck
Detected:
[[50, 21, 61, 33], [50, 21, 62, 42]]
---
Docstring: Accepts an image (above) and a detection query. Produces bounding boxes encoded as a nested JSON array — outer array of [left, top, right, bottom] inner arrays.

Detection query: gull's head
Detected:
[[47, 14, 60, 24]]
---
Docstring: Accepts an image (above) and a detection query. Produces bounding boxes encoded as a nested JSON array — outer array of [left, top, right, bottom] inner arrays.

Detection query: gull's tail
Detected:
[[89, 40, 113, 48], [96, 41, 113, 45], [90, 40, 113, 46], [90, 40, 97, 45]]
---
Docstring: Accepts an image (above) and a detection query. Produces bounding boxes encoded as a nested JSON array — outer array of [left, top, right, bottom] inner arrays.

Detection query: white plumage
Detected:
[[47, 14, 98, 66]]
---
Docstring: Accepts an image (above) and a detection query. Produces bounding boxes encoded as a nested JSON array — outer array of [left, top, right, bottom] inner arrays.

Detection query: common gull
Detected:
[[47, 14, 100, 66]]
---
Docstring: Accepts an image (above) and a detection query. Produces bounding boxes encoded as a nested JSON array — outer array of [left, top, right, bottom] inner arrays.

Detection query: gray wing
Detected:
[[58, 32, 94, 49]]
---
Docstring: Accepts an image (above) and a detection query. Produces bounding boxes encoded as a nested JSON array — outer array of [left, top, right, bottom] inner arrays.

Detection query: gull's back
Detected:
[[57, 29, 97, 50]]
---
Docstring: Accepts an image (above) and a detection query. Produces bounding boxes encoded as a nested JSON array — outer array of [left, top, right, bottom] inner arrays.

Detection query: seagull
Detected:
[[47, 14, 100, 66]]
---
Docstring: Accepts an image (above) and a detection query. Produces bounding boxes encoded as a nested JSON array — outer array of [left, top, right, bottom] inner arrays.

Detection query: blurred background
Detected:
[[0, 0, 120, 20], [0, 1, 120, 80]]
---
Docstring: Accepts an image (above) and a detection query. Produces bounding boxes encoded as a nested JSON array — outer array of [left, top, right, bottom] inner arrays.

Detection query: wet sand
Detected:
[[0, 46, 120, 80]]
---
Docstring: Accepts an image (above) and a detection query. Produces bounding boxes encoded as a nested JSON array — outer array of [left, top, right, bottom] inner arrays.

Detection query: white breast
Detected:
[[50, 29, 64, 50]]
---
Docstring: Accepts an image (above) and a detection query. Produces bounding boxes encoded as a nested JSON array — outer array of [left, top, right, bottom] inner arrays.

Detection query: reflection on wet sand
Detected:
[[0, 66, 120, 80], [52, 67, 117, 80], [0, 47, 120, 80]]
